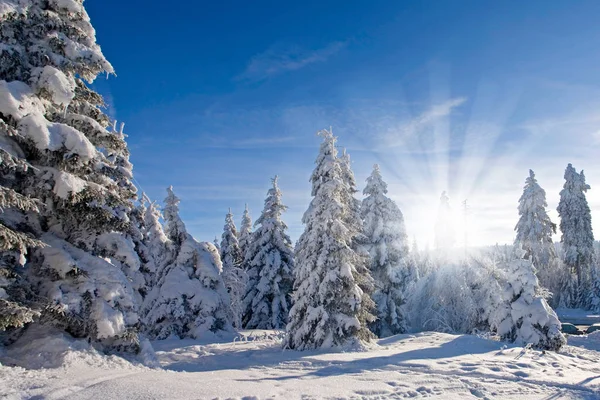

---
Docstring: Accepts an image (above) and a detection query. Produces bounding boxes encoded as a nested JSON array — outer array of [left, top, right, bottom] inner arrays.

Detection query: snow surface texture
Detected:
[[1, 330, 600, 399]]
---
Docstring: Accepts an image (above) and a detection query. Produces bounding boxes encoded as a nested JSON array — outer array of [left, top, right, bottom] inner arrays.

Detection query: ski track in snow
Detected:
[[2, 331, 600, 399]]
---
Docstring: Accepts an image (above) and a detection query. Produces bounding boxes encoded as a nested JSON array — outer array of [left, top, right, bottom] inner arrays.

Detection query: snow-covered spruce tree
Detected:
[[220, 209, 247, 329], [129, 195, 151, 297], [514, 170, 560, 304], [238, 204, 252, 273], [434, 191, 456, 250], [361, 164, 414, 337], [0, 0, 144, 350], [132, 192, 172, 297], [493, 248, 566, 351], [557, 164, 595, 308], [142, 187, 232, 339], [284, 129, 375, 350], [242, 176, 294, 329], [140, 194, 171, 288], [163, 186, 187, 248]]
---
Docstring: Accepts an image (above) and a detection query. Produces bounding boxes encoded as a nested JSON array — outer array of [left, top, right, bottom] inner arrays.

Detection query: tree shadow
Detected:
[[159, 333, 501, 374], [244, 334, 501, 381]]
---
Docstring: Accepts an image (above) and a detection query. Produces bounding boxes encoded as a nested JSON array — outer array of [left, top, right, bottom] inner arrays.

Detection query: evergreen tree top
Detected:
[[241, 204, 252, 227], [517, 169, 550, 211], [364, 164, 388, 196], [221, 208, 242, 269], [224, 208, 238, 235], [239, 203, 252, 240], [557, 163, 594, 252], [310, 128, 339, 196], [515, 169, 556, 240], [561, 163, 590, 193], [221, 208, 240, 249], [165, 186, 180, 209], [163, 186, 187, 245], [340, 148, 358, 192], [256, 175, 288, 226], [526, 169, 536, 185], [440, 191, 450, 205]]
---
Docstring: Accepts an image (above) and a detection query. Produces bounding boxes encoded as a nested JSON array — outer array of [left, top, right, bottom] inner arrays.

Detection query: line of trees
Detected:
[[2, 0, 594, 357]]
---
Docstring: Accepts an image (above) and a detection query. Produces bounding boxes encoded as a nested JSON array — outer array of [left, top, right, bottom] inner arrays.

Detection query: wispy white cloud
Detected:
[[519, 112, 600, 144], [236, 41, 347, 82], [380, 97, 467, 149]]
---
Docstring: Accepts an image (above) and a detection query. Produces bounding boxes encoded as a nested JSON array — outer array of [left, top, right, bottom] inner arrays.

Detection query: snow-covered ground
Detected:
[[1, 330, 600, 399]]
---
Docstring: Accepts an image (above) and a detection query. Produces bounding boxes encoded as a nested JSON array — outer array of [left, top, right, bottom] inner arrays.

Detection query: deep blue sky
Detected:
[[87, 0, 600, 246]]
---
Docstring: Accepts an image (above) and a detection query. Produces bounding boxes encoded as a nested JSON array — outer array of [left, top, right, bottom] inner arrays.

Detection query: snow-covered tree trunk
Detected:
[[361, 164, 414, 337], [493, 248, 566, 351], [242, 176, 294, 329], [284, 129, 375, 350], [220, 209, 247, 329]]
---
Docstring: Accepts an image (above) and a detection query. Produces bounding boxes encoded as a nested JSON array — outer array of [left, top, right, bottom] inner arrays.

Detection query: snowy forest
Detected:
[[1, 1, 600, 399]]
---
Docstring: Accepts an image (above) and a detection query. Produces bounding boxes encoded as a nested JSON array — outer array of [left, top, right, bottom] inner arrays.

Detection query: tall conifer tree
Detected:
[[0, 0, 142, 349], [514, 170, 560, 303], [361, 165, 413, 336], [220, 209, 247, 329], [242, 176, 294, 329], [284, 129, 374, 350], [557, 164, 595, 308], [238, 204, 253, 270]]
